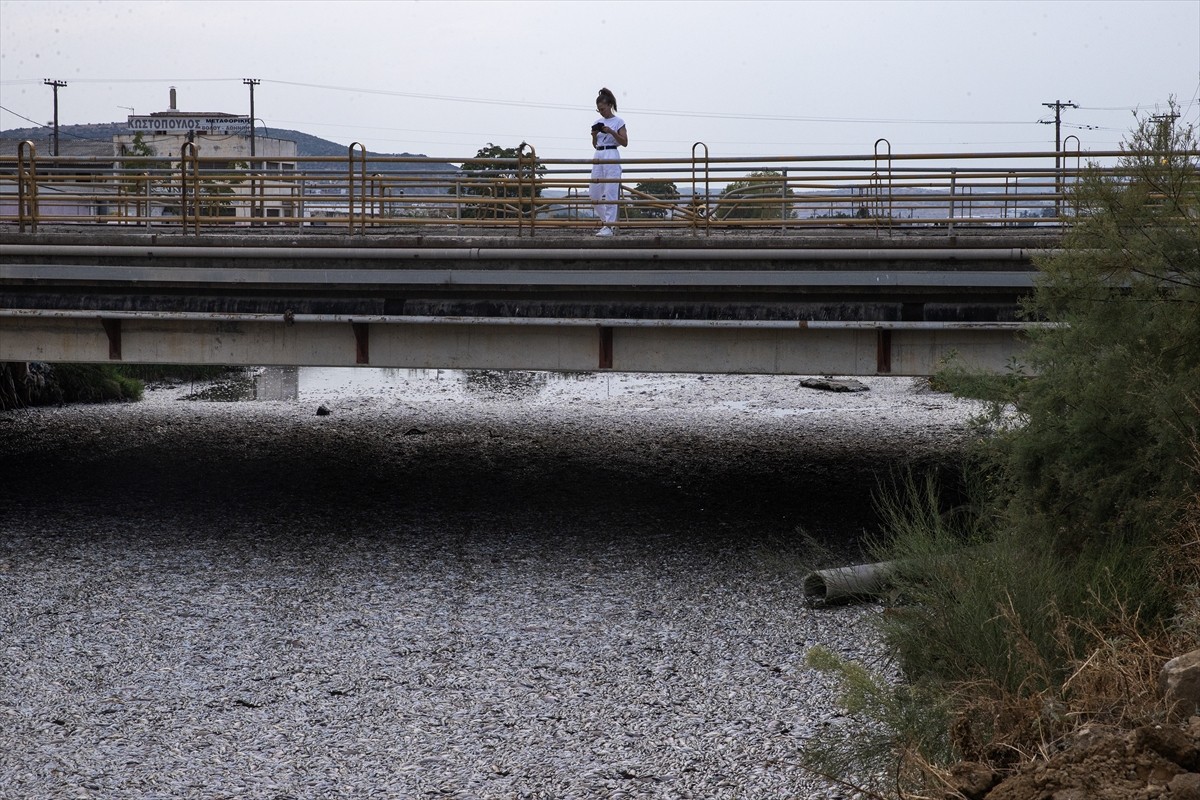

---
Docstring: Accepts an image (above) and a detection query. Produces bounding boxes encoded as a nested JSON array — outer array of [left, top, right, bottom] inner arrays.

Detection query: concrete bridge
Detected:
[[0, 227, 1057, 377]]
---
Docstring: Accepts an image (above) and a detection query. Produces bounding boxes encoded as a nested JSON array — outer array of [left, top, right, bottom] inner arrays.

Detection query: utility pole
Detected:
[[1149, 112, 1180, 152], [44, 79, 67, 156], [243, 78, 260, 222], [1041, 100, 1077, 154], [243, 78, 260, 158], [1042, 100, 1077, 217]]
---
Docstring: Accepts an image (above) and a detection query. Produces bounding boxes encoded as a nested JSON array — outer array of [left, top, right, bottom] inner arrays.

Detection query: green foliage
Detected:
[[458, 143, 544, 219], [1000, 104, 1200, 547], [52, 364, 144, 403], [872, 471, 1165, 694], [822, 109, 1200, 785], [116, 133, 170, 215], [801, 645, 953, 795], [630, 180, 680, 219], [120, 131, 156, 158], [715, 170, 794, 219], [933, 358, 1030, 404], [893, 106, 1199, 677]]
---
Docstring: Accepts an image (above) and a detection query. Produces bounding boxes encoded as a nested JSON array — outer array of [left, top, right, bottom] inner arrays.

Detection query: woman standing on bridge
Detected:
[[590, 87, 628, 237]]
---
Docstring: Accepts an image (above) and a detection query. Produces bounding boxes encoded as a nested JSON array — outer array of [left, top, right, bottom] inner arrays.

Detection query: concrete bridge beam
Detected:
[[0, 311, 1030, 377]]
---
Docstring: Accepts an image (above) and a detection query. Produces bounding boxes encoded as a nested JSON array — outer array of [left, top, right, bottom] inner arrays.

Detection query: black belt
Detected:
[[596, 146, 617, 150]]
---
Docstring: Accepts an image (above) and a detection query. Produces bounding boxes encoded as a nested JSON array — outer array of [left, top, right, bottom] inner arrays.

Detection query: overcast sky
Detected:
[[1, 0, 1197, 162]]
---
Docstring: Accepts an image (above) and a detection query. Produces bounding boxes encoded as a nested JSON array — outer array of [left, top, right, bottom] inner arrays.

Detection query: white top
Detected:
[[593, 114, 626, 148]]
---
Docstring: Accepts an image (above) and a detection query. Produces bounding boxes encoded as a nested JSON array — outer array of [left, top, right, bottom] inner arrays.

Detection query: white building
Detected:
[[110, 87, 298, 223]]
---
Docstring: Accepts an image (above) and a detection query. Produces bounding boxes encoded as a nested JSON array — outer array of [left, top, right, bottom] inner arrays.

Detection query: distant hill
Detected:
[[0, 122, 458, 173]]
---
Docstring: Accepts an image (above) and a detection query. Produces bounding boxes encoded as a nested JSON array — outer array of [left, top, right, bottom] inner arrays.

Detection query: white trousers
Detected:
[[590, 149, 621, 225]]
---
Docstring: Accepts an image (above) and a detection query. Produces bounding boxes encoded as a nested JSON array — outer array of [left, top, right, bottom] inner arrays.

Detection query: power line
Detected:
[[3, 75, 1033, 127]]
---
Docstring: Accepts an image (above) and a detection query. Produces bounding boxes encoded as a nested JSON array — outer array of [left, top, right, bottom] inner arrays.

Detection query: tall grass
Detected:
[[800, 460, 1200, 797]]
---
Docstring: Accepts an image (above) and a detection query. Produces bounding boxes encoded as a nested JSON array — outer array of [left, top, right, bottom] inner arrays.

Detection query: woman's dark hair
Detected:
[[597, 87, 617, 112]]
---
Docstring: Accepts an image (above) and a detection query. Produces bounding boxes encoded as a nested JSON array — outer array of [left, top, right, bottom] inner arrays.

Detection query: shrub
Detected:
[[52, 364, 144, 403], [802, 108, 1200, 795]]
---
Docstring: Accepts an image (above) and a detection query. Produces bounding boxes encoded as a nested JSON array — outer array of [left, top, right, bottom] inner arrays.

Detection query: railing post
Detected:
[[17, 140, 38, 233], [691, 142, 710, 236], [144, 170, 152, 230], [296, 178, 305, 230], [1003, 172, 1016, 225], [517, 141, 538, 237], [180, 141, 200, 235], [348, 142, 367, 234], [1063, 135, 1082, 222], [873, 138, 893, 235], [780, 168, 788, 231], [370, 173, 382, 221], [948, 170, 957, 238]]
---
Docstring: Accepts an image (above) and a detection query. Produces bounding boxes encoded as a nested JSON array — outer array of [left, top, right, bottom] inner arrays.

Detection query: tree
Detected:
[[630, 180, 680, 219], [116, 133, 245, 220], [787, 111, 1200, 797], [997, 102, 1200, 548], [457, 143, 544, 219], [715, 170, 794, 220], [116, 132, 171, 218]]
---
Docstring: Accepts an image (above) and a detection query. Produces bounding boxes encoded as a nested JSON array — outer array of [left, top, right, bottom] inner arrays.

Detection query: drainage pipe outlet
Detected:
[[802, 560, 898, 605]]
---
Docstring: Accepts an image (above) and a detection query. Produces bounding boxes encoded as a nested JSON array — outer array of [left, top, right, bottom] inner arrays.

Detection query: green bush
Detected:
[[800, 644, 953, 796], [804, 107, 1200, 792], [1000, 110, 1200, 549], [52, 364, 144, 403]]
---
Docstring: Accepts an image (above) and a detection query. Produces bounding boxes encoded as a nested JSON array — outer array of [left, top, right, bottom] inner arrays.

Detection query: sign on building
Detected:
[[127, 116, 251, 134]]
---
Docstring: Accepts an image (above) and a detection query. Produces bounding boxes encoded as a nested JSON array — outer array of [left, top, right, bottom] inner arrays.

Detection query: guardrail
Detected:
[[2, 140, 1194, 235]]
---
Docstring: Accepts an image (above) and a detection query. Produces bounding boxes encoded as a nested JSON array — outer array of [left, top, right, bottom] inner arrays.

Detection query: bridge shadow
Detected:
[[1, 400, 968, 571]]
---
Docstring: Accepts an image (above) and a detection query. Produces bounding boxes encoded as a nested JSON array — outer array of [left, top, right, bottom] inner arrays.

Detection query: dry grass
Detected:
[[916, 442, 1200, 797]]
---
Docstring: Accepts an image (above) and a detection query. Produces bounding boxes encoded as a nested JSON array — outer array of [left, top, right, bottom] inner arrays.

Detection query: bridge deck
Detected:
[[0, 227, 1055, 376]]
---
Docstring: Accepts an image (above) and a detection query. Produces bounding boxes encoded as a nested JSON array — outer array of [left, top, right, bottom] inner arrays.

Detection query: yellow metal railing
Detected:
[[2, 145, 1195, 235]]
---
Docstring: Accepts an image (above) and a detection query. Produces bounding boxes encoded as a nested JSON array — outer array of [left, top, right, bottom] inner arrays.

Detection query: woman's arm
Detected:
[[594, 123, 628, 148]]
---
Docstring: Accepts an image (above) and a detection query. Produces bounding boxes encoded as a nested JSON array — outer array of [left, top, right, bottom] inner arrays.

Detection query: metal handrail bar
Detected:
[[2, 148, 1153, 168], [3, 147, 1195, 231]]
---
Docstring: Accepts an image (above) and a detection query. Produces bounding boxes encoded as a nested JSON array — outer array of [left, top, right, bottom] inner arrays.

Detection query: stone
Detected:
[[944, 761, 999, 799], [1161, 649, 1200, 720], [1168, 771, 1200, 800], [1134, 724, 1200, 771]]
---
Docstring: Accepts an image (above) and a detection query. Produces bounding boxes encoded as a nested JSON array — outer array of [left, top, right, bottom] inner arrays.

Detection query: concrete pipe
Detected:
[[802, 560, 898, 605]]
